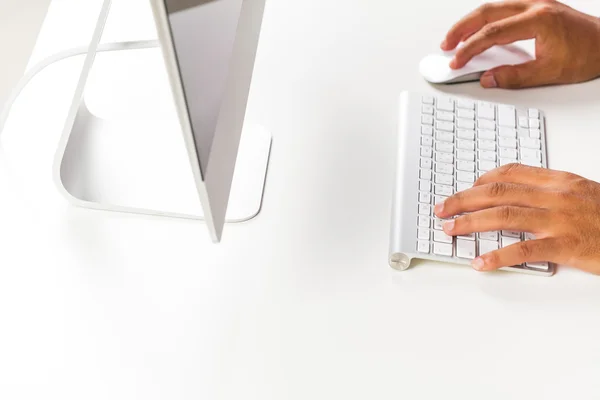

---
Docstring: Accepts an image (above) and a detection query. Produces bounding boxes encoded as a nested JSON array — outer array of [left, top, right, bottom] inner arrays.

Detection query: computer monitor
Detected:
[[150, 0, 268, 241]]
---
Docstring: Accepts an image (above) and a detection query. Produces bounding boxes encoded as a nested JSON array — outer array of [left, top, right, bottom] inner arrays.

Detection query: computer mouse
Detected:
[[419, 43, 535, 84]]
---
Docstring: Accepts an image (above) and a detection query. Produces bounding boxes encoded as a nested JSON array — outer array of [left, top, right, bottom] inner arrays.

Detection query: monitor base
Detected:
[[56, 98, 272, 222]]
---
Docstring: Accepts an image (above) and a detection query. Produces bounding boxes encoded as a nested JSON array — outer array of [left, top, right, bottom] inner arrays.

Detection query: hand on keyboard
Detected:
[[441, 0, 600, 89], [435, 164, 600, 275]]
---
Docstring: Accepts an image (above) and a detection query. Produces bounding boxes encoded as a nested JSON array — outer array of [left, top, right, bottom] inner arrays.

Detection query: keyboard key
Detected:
[[422, 125, 433, 135], [499, 137, 517, 148], [479, 231, 498, 241], [528, 109, 539, 119], [459, 233, 476, 241], [435, 174, 454, 185], [419, 204, 432, 215], [457, 119, 475, 130], [478, 129, 496, 140], [502, 230, 521, 238], [501, 236, 520, 248], [435, 142, 454, 153], [457, 99, 475, 110], [421, 136, 434, 147], [433, 242, 453, 256], [456, 182, 472, 192], [437, 96, 454, 111], [433, 218, 445, 230], [418, 228, 430, 240], [478, 160, 497, 171], [418, 216, 430, 228], [457, 171, 475, 183], [478, 119, 496, 130], [420, 169, 432, 180], [417, 240, 430, 253], [422, 105, 434, 115], [422, 95, 434, 105], [419, 180, 432, 192], [499, 127, 517, 138], [499, 148, 517, 159], [436, 131, 454, 142], [457, 109, 475, 120], [520, 148, 541, 161], [530, 129, 541, 139], [529, 119, 540, 129], [434, 230, 453, 244], [437, 111, 454, 121], [478, 140, 496, 151], [435, 162, 454, 175], [457, 139, 475, 151], [436, 121, 454, 132], [456, 160, 475, 172], [421, 147, 433, 158], [478, 239, 499, 256], [518, 116, 529, 128], [524, 233, 536, 241], [498, 105, 516, 127], [419, 192, 432, 204], [477, 102, 495, 120], [436, 153, 454, 164], [526, 261, 549, 271], [500, 158, 517, 167], [420, 158, 433, 169], [520, 137, 541, 149], [517, 128, 529, 138], [456, 239, 477, 259], [435, 185, 454, 196], [422, 115, 434, 125], [457, 129, 475, 140], [457, 150, 475, 161], [479, 150, 497, 162]]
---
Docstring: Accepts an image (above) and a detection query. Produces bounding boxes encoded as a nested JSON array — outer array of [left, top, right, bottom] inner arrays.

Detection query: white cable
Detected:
[[0, 0, 159, 135]]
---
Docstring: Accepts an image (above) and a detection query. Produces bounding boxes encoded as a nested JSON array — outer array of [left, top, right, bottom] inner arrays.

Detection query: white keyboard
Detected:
[[389, 92, 553, 276]]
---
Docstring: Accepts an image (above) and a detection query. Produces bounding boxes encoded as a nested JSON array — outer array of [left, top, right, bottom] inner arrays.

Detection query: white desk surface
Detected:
[[2, 0, 600, 399]]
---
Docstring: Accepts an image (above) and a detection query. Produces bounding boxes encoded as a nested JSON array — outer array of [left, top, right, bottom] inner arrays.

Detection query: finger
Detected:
[[434, 182, 557, 219], [476, 164, 574, 189], [442, 206, 552, 237], [442, 1, 528, 50], [472, 238, 558, 271], [450, 12, 537, 69], [481, 60, 557, 89]]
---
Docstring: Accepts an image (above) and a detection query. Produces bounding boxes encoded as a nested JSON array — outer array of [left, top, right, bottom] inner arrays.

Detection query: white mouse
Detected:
[[419, 43, 535, 84]]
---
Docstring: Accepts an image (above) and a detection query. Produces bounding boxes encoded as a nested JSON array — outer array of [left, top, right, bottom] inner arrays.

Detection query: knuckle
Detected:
[[532, 2, 560, 19], [517, 242, 534, 259], [486, 182, 506, 198], [497, 206, 514, 222], [498, 163, 521, 177], [481, 23, 501, 39]]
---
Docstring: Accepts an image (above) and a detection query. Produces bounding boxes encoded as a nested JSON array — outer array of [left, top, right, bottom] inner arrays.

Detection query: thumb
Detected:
[[480, 61, 548, 89]]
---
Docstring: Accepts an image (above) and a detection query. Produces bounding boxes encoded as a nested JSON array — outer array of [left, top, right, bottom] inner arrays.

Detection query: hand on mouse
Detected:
[[434, 164, 600, 274], [441, 0, 600, 89]]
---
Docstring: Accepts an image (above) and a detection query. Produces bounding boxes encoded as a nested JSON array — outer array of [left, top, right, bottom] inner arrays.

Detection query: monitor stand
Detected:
[[54, 1, 271, 223]]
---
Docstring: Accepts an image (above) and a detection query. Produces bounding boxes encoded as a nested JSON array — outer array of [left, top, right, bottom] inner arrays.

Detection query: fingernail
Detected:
[[449, 58, 458, 69], [472, 257, 485, 271], [481, 72, 497, 88], [440, 40, 447, 50], [443, 219, 455, 232], [434, 202, 444, 216]]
